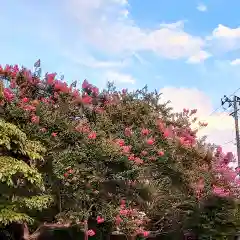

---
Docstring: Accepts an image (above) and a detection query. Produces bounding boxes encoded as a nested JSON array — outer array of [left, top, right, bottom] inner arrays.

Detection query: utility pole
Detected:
[[221, 95, 240, 166]]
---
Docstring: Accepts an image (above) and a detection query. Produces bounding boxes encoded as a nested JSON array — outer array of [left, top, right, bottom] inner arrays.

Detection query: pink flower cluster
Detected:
[[156, 116, 198, 147], [114, 200, 150, 237], [194, 144, 240, 199], [3, 88, 14, 102]]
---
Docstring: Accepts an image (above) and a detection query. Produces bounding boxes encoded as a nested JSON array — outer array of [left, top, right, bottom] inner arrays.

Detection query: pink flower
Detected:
[[51, 132, 57, 137], [157, 151, 164, 157], [116, 139, 125, 147], [10, 81, 16, 89], [163, 129, 170, 138], [141, 128, 150, 136], [3, 88, 14, 102], [143, 231, 150, 237], [146, 138, 155, 145], [134, 157, 143, 165], [82, 79, 90, 89], [217, 146, 222, 153], [82, 95, 92, 104], [46, 73, 56, 85], [75, 124, 90, 133], [122, 89, 127, 95], [72, 89, 80, 98], [196, 178, 204, 191], [115, 215, 122, 225], [22, 97, 29, 103], [88, 132, 97, 140], [31, 115, 39, 124], [95, 107, 104, 114], [128, 154, 135, 161], [54, 92, 59, 99], [122, 145, 131, 154], [40, 128, 47, 132], [149, 156, 157, 161], [87, 229, 95, 237], [91, 87, 99, 96], [213, 186, 230, 197], [179, 137, 185, 145], [54, 80, 69, 93], [23, 104, 36, 112], [235, 179, 240, 185], [119, 209, 128, 216], [224, 152, 234, 164], [141, 150, 148, 156], [96, 216, 105, 224], [124, 127, 133, 137]]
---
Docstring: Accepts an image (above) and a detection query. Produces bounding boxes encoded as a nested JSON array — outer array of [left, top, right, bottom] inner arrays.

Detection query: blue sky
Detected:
[[1, 0, 240, 152]]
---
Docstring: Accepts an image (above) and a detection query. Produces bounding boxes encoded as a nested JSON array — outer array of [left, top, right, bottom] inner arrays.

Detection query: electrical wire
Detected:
[[208, 87, 240, 117], [223, 140, 235, 145], [197, 87, 240, 131]]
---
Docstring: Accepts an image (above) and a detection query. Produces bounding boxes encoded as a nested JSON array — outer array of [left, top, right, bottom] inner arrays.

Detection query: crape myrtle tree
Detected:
[[0, 62, 240, 239]]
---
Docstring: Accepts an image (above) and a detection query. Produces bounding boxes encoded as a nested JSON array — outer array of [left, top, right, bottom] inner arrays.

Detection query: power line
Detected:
[[197, 87, 240, 131], [209, 88, 240, 116], [221, 94, 240, 166], [195, 88, 240, 162], [223, 140, 235, 145]]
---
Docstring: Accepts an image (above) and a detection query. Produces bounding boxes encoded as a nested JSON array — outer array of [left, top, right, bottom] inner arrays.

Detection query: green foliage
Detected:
[[0, 119, 53, 226], [0, 209, 33, 225], [182, 196, 238, 239], [0, 156, 43, 187], [0, 119, 45, 162]]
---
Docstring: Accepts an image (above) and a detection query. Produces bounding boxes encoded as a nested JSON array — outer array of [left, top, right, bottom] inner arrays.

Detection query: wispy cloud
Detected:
[[67, 0, 210, 63], [230, 59, 240, 66], [197, 3, 207, 12], [187, 50, 211, 64], [105, 70, 136, 84], [63, 51, 129, 69]]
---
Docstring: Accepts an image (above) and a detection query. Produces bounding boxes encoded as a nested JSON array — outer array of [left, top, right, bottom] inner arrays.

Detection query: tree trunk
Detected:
[[109, 234, 127, 240], [127, 235, 136, 240], [23, 223, 30, 239], [109, 234, 136, 240], [84, 221, 88, 240]]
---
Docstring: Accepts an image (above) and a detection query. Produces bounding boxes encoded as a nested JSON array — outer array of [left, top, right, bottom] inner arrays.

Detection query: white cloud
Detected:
[[159, 87, 236, 154], [208, 24, 240, 52], [212, 24, 240, 38], [120, 9, 129, 18], [197, 3, 207, 12], [67, 0, 210, 62], [187, 50, 211, 63], [113, 0, 128, 5], [230, 59, 240, 66], [105, 70, 136, 84], [60, 49, 132, 69]]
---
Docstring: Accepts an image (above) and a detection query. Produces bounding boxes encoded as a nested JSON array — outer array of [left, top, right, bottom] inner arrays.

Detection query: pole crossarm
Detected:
[[221, 95, 240, 166]]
